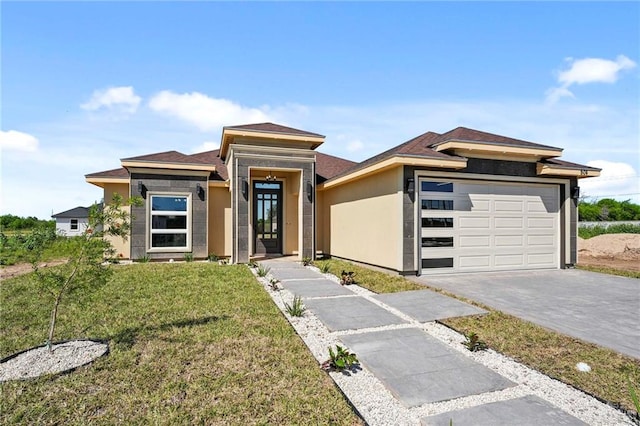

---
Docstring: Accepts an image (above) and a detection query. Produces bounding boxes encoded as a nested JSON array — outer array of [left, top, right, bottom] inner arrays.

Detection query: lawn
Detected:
[[1, 263, 362, 425], [314, 258, 640, 414]]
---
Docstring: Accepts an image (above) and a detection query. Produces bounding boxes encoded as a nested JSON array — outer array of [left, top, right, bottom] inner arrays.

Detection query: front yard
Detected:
[[1, 263, 362, 425]]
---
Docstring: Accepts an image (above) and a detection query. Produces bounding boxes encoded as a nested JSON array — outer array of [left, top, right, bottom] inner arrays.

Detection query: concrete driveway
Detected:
[[412, 269, 640, 359]]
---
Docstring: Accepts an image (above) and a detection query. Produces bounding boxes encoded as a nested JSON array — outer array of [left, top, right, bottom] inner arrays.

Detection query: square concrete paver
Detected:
[[374, 290, 486, 322], [281, 279, 354, 298], [269, 267, 325, 281], [340, 328, 515, 407], [421, 395, 586, 425], [304, 297, 407, 331]]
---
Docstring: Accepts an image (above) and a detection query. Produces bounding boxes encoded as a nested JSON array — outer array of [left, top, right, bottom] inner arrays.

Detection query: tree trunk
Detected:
[[47, 296, 61, 353]]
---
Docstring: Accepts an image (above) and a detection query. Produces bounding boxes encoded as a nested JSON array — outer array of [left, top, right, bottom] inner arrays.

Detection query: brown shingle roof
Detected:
[[315, 152, 358, 183], [187, 149, 228, 181], [122, 150, 205, 164], [542, 158, 601, 171], [224, 122, 324, 138], [85, 167, 129, 179], [432, 127, 562, 151]]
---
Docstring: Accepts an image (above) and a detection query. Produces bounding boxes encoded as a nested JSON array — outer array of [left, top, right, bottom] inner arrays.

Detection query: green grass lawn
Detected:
[[1, 263, 362, 425], [315, 258, 640, 414]]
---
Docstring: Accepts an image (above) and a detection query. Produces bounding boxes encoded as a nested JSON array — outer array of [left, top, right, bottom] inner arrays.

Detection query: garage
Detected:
[[419, 178, 559, 274]]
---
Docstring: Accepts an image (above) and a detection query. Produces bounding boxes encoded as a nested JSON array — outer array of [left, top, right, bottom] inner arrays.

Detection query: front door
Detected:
[[253, 181, 283, 255]]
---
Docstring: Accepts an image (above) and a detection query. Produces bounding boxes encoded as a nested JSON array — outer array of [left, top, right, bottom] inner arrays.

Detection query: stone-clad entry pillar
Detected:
[[230, 147, 315, 263]]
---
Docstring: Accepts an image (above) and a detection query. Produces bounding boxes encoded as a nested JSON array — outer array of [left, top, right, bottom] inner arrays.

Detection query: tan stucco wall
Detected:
[[103, 183, 131, 259], [283, 171, 300, 255], [208, 186, 232, 257], [320, 167, 403, 271]]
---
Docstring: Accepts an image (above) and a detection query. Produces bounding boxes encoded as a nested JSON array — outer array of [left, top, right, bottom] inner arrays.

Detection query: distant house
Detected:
[[52, 206, 90, 237]]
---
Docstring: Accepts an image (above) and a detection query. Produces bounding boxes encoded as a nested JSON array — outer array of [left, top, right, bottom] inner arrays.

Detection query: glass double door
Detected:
[[253, 181, 282, 254]]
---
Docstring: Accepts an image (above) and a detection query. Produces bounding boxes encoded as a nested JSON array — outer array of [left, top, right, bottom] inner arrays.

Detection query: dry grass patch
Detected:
[[1, 263, 362, 425]]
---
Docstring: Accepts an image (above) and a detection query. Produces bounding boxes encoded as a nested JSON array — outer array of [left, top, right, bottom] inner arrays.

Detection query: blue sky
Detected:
[[1, 2, 638, 219]]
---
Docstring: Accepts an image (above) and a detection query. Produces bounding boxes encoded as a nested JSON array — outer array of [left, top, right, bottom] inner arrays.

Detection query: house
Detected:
[[51, 206, 90, 237], [86, 122, 600, 275]]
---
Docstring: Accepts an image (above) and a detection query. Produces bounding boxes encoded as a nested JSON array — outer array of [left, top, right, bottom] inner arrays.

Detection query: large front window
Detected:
[[149, 194, 190, 250]]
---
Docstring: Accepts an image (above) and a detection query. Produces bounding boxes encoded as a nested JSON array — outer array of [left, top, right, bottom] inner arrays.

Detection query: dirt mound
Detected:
[[578, 233, 640, 259]]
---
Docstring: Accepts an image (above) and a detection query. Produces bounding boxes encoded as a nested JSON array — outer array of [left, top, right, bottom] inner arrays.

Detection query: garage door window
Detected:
[[422, 237, 454, 248], [422, 218, 454, 227], [422, 258, 454, 268], [422, 200, 453, 210], [421, 181, 453, 192]]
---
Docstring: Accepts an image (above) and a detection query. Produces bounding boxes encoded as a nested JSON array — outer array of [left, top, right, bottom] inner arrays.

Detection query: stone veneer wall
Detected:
[[130, 172, 208, 260]]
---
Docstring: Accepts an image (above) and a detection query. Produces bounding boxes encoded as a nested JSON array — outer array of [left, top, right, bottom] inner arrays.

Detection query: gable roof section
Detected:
[[431, 127, 563, 159], [85, 167, 129, 179], [224, 122, 324, 138], [186, 149, 228, 181], [315, 152, 358, 183], [537, 158, 601, 178], [52, 206, 90, 219], [121, 150, 217, 172]]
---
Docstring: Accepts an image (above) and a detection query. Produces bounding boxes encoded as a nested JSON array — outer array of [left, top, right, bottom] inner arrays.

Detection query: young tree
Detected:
[[28, 193, 142, 352]]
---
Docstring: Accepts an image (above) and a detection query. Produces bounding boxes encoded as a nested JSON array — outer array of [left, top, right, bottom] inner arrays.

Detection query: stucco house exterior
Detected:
[[52, 206, 90, 237], [86, 122, 599, 275]]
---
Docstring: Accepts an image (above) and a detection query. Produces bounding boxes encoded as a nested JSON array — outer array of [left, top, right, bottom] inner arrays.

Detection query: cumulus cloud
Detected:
[[579, 160, 639, 201], [546, 55, 637, 103], [81, 86, 141, 113], [0, 130, 39, 152], [148, 91, 271, 131], [346, 139, 365, 152]]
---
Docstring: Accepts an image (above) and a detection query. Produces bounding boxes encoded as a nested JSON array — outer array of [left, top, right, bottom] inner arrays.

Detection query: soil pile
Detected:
[[578, 233, 640, 272]]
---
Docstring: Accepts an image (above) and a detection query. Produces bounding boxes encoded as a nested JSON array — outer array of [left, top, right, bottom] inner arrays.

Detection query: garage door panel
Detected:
[[494, 235, 524, 247], [459, 235, 491, 248], [420, 178, 560, 274], [494, 217, 524, 229], [459, 255, 491, 268], [459, 216, 490, 229]]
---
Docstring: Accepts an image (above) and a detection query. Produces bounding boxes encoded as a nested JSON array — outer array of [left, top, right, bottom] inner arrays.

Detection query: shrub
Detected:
[[322, 345, 359, 372], [184, 253, 194, 262], [207, 253, 219, 262], [302, 256, 313, 266], [463, 332, 488, 352], [256, 263, 271, 277], [284, 295, 306, 317], [340, 270, 356, 285], [319, 262, 331, 274], [578, 224, 640, 239]]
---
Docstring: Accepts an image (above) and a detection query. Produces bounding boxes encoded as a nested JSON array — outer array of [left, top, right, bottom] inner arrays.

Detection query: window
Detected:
[[422, 237, 454, 248], [70, 219, 78, 230], [422, 200, 453, 210], [422, 258, 454, 268], [149, 195, 190, 250], [421, 181, 453, 192], [422, 218, 454, 228]]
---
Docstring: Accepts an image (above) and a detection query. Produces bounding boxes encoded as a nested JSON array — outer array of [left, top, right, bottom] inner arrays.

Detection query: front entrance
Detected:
[[253, 181, 283, 255]]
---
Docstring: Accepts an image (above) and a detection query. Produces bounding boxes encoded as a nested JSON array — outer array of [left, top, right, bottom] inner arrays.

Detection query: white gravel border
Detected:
[[0, 340, 109, 382], [253, 264, 634, 426]]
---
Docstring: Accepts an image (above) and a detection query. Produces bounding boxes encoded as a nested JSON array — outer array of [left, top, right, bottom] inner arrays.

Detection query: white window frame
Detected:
[[147, 192, 192, 253]]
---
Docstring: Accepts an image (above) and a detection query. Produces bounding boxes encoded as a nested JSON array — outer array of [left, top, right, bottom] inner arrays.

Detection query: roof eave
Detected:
[[536, 163, 601, 178]]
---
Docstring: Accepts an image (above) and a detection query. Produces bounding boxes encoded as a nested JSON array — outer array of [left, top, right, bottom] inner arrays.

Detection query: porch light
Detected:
[[406, 178, 415, 194], [571, 186, 580, 200], [137, 180, 143, 193], [241, 178, 248, 200], [196, 183, 205, 199], [306, 181, 313, 202], [266, 171, 277, 182]]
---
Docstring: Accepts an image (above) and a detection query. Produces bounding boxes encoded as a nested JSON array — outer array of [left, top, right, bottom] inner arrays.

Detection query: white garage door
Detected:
[[419, 179, 559, 274]]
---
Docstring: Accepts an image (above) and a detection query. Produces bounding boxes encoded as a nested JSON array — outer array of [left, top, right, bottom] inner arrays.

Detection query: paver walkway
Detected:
[[262, 259, 593, 425]]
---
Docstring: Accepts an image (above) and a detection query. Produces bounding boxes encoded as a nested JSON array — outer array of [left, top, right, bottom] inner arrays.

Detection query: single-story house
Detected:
[[52, 206, 90, 237], [86, 122, 600, 275]]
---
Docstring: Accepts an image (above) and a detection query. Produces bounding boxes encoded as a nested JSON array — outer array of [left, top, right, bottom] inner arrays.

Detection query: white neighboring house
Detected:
[[52, 206, 90, 237]]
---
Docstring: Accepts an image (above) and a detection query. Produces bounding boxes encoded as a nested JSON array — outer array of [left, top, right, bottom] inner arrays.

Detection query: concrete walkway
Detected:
[[412, 269, 640, 359], [263, 259, 596, 425]]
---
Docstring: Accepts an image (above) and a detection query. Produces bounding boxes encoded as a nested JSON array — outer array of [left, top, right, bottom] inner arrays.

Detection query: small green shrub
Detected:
[[463, 332, 488, 352], [207, 253, 219, 262], [302, 256, 313, 266], [340, 270, 356, 285], [322, 345, 359, 372], [629, 376, 640, 414], [578, 223, 640, 239], [184, 253, 194, 262], [248, 260, 258, 268], [284, 295, 306, 317], [319, 262, 331, 274], [268, 278, 280, 291], [256, 263, 271, 277], [137, 255, 150, 263]]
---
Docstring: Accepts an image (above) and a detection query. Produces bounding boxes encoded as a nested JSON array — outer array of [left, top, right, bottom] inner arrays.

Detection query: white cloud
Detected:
[[0, 130, 39, 152], [579, 160, 639, 202], [191, 141, 219, 153], [148, 91, 271, 131], [546, 55, 637, 103], [81, 86, 141, 113]]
